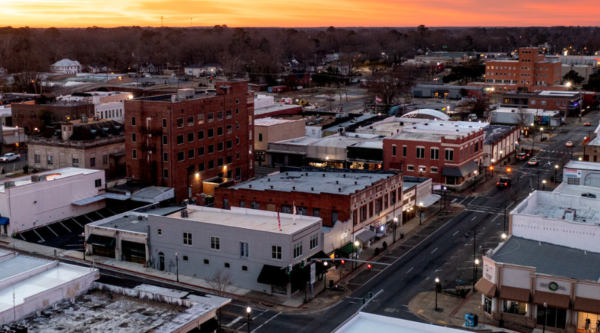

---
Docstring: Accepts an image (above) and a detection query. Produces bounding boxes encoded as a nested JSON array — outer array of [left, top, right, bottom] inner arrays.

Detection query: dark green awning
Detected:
[[337, 242, 355, 255], [86, 234, 116, 248]]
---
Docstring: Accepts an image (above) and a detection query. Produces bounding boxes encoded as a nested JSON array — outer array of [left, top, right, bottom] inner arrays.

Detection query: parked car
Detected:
[[566, 141, 573, 147], [528, 158, 538, 166], [497, 177, 512, 188], [582, 193, 597, 198], [0, 153, 20, 162], [584, 122, 592, 126], [516, 153, 527, 160], [522, 149, 533, 157]]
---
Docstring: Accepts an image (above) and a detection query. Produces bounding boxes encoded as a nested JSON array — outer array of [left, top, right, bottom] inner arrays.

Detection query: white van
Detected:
[[468, 114, 477, 121]]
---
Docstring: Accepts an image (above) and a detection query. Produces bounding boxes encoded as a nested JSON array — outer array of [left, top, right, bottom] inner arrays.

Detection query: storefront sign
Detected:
[[540, 281, 567, 292], [565, 168, 582, 178]]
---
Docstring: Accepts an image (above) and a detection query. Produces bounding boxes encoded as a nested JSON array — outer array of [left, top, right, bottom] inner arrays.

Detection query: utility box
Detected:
[[464, 313, 478, 327]]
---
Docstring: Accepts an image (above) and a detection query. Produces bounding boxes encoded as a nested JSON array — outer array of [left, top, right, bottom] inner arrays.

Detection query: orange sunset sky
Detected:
[[1, 0, 599, 28]]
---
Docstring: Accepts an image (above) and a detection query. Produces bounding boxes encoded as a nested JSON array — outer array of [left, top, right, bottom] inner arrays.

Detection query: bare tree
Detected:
[[366, 65, 415, 114], [206, 269, 235, 296]]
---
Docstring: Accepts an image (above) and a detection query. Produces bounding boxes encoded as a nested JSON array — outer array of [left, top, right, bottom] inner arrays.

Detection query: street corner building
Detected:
[[147, 205, 325, 298], [214, 169, 407, 254], [124, 81, 255, 204]]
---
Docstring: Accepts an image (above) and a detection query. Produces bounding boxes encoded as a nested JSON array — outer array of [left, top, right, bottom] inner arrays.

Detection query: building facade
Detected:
[[484, 47, 563, 93], [124, 82, 254, 203], [383, 121, 485, 188], [147, 206, 323, 297], [0, 168, 105, 236], [12, 102, 95, 134], [50, 59, 82, 74], [501, 91, 584, 117]]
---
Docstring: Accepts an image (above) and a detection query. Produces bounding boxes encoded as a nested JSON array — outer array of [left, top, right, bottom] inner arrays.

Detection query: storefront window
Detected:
[[578, 313, 600, 332], [503, 300, 527, 315], [537, 306, 567, 329], [484, 297, 492, 314]]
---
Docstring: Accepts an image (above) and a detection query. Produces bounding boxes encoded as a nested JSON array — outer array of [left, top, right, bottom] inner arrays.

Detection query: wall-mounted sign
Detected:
[[565, 168, 582, 178], [540, 281, 567, 292]]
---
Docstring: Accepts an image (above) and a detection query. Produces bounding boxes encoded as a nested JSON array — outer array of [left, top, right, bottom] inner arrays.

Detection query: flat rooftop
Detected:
[[492, 237, 600, 282], [0, 167, 102, 193], [311, 133, 381, 148], [492, 107, 560, 116], [484, 125, 516, 144], [92, 206, 185, 233], [0, 258, 95, 314], [387, 120, 486, 141], [564, 160, 600, 171], [254, 117, 302, 127], [273, 136, 321, 146], [513, 191, 600, 224], [134, 90, 216, 102], [161, 206, 322, 235], [538, 91, 581, 97], [336, 312, 471, 333], [231, 170, 396, 196], [254, 103, 301, 116]]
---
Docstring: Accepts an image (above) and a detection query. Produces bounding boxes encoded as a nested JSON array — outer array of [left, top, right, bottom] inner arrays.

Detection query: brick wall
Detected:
[[12, 103, 95, 134]]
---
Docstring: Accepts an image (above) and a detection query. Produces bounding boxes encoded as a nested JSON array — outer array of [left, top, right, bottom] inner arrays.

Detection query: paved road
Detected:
[[0, 152, 28, 174]]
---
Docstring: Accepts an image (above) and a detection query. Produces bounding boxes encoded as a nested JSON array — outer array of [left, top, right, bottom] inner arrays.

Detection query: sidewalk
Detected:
[[409, 290, 531, 333], [0, 201, 462, 313]]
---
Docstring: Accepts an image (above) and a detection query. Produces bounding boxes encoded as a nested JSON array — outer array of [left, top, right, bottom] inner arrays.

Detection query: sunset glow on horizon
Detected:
[[1, 0, 600, 28]]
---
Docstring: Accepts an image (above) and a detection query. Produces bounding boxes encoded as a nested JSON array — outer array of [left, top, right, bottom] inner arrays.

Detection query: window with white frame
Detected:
[[272, 245, 282, 260], [430, 147, 439, 160], [416, 147, 425, 159], [407, 165, 414, 171], [445, 149, 454, 161], [431, 166, 438, 173], [183, 232, 192, 245], [293, 241, 303, 258], [310, 234, 319, 249], [211, 236, 220, 250]]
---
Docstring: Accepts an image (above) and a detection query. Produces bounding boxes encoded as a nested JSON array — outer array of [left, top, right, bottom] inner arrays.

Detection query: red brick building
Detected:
[[214, 170, 403, 234], [484, 47, 564, 93], [124, 81, 254, 203], [383, 121, 485, 189]]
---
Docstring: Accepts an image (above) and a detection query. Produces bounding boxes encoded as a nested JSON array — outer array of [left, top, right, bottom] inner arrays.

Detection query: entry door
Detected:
[[159, 253, 165, 271]]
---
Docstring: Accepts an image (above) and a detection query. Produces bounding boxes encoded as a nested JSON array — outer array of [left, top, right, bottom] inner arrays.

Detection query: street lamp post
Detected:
[[501, 232, 507, 241], [353, 241, 360, 271], [175, 253, 179, 282], [323, 261, 328, 291], [542, 180, 547, 191], [393, 217, 398, 244], [473, 258, 480, 293], [542, 302, 548, 333], [554, 165, 559, 184], [246, 307, 252, 333], [434, 277, 440, 311], [419, 202, 424, 225]]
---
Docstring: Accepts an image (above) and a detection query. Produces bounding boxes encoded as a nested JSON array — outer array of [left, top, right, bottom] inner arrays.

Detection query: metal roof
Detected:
[[72, 192, 130, 206], [0, 255, 51, 281], [492, 237, 600, 282]]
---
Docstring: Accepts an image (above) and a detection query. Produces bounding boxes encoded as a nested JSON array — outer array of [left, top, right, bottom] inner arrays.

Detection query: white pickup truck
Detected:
[[0, 153, 20, 162]]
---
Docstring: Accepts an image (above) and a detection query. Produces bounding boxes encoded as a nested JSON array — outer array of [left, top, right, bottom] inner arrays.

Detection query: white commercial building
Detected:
[[335, 312, 473, 333], [50, 59, 82, 74], [95, 101, 124, 123], [0, 168, 106, 236], [489, 107, 561, 126], [0, 249, 99, 325]]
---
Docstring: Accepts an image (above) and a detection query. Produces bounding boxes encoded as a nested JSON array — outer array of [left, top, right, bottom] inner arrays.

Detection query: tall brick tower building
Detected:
[[124, 81, 254, 203]]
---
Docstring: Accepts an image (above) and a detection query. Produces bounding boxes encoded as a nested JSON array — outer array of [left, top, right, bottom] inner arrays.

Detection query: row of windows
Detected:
[[237, 200, 338, 225], [34, 154, 108, 168], [392, 144, 479, 161], [355, 190, 398, 224], [98, 109, 122, 120], [130, 111, 249, 128], [159, 230, 317, 260], [407, 165, 438, 173]]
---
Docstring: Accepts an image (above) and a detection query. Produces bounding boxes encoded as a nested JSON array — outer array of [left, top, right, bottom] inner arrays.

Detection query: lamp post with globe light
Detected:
[[246, 307, 252, 333], [435, 277, 441, 311], [353, 241, 360, 271], [555, 165, 559, 184], [473, 258, 480, 293]]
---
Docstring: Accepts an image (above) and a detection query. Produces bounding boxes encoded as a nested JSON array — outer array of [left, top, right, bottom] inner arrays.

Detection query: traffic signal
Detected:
[[341, 259, 345, 265], [367, 264, 372, 271], [287, 264, 293, 274], [301, 260, 305, 269]]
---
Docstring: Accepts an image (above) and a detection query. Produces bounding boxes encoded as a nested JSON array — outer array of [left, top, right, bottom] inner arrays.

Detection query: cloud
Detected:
[[1, 0, 600, 27]]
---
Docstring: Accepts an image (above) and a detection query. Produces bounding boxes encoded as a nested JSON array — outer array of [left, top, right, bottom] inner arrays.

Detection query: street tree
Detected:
[[366, 66, 416, 114], [562, 70, 584, 85], [206, 269, 235, 296]]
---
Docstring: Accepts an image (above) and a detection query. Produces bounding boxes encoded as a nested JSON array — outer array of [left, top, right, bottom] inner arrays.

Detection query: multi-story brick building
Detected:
[[214, 170, 403, 251], [383, 121, 485, 189], [12, 102, 95, 134], [124, 82, 254, 203], [484, 47, 563, 93]]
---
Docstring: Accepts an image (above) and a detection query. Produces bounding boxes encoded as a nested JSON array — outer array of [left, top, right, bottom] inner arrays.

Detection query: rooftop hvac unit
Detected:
[[178, 88, 195, 100], [3, 181, 15, 189]]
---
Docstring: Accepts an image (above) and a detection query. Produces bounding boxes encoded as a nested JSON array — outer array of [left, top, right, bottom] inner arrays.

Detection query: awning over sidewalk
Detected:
[[337, 242, 355, 255], [574, 297, 600, 314], [418, 194, 441, 208], [499, 286, 530, 303], [355, 229, 376, 243], [533, 291, 570, 309], [257, 265, 288, 286], [475, 278, 497, 297], [72, 192, 130, 206], [0, 217, 9, 225], [442, 161, 479, 178], [86, 234, 116, 248]]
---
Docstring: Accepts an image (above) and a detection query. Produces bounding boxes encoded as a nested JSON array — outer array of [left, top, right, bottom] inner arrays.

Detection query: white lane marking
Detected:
[[492, 215, 501, 222], [406, 267, 414, 274], [226, 317, 242, 327], [425, 277, 430, 280], [471, 216, 477, 221], [431, 248, 438, 254], [459, 197, 468, 204], [452, 231, 459, 236]]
